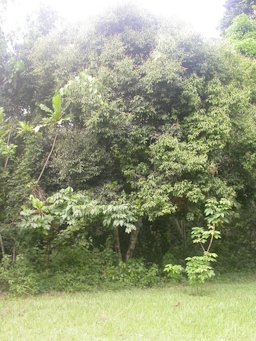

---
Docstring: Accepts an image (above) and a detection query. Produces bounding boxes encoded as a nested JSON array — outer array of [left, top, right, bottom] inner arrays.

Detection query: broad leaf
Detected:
[[52, 93, 61, 116], [39, 104, 53, 115]]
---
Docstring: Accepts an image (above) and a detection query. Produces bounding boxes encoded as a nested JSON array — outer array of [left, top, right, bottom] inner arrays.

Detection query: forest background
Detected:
[[0, 0, 256, 294]]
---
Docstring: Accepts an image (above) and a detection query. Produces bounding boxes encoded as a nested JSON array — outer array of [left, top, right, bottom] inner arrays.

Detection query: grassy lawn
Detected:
[[1, 277, 256, 341]]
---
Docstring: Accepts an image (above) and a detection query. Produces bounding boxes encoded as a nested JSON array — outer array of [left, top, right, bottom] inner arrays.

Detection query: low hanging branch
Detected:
[[20, 188, 139, 261]]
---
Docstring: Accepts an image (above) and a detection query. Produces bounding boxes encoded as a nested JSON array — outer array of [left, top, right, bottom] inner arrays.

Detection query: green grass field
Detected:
[[1, 277, 256, 341]]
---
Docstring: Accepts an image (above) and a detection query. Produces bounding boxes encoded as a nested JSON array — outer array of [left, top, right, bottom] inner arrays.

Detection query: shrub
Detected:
[[163, 264, 184, 281], [0, 247, 161, 294], [185, 253, 217, 285], [0, 255, 39, 295], [104, 259, 160, 288]]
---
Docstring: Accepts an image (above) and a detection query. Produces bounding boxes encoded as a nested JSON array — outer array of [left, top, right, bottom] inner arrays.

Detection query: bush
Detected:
[[39, 271, 94, 292], [104, 259, 160, 288], [33, 246, 119, 291], [185, 253, 217, 285], [0, 247, 161, 295], [163, 263, 184, 281], [0, 255, 39, 295]]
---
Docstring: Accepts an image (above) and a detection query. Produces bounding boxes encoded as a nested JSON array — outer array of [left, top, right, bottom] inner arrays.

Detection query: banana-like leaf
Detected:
[[39, 103, 53, 115], [52, 111, 62, 122], [52, 93, 61, 116], [42, 116, 54, 125], [34, 124, 47, 133], [57, 117, 71, 125]]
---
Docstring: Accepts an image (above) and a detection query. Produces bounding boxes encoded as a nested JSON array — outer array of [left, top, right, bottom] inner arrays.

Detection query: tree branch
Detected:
[[207, 224, 216, 253]]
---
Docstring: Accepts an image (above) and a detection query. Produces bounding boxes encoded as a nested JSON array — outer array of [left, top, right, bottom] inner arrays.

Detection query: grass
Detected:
[[1, 277, 256, 340]]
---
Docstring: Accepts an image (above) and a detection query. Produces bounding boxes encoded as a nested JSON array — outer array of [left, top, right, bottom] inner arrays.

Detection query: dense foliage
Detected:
[[223, 0, 256, 57], [221, 0, 256, 32], [0, 3, 256, 293]]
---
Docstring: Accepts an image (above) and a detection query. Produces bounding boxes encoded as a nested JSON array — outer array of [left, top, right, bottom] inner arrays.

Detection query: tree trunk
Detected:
[[37, 133, 58, 183], [12, 243, 16, 263], [175, 218, 186, 248], [114, 227, 122, 261], [0, 234, 5, 256], [125, 227, 140, 262]]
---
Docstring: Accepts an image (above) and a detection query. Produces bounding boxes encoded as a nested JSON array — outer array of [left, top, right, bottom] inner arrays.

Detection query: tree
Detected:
[[0, 107, 16, 257], [221, 0, 256, 32], [225, 14, 256, 57], [29, 6, 256, 262]]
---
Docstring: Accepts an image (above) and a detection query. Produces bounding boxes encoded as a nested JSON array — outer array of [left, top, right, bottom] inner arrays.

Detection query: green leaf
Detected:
[[52, 93, 61, 116], [39, 104, 53, 115]]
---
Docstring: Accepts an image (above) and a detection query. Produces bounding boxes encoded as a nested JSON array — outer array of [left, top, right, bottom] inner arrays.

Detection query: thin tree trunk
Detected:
[[12, 242, 16, 263], [174, 218, 186, 248], [0, 234, 5, 256], [37, 133, 58, 183], [175, 218, 183, 239], [114, 227, 122, 261], [207, 225, 216, 252], [181, 219, 186, 248], [125, 227, 140, 262]]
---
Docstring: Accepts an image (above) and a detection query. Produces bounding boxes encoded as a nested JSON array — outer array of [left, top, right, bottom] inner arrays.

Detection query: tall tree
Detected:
[[225, 13, 256, 57], [221, 0, 256, 32]]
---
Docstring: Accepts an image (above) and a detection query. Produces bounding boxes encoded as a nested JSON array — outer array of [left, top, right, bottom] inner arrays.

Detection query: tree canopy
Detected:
[[221, 0, 256, 32]]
